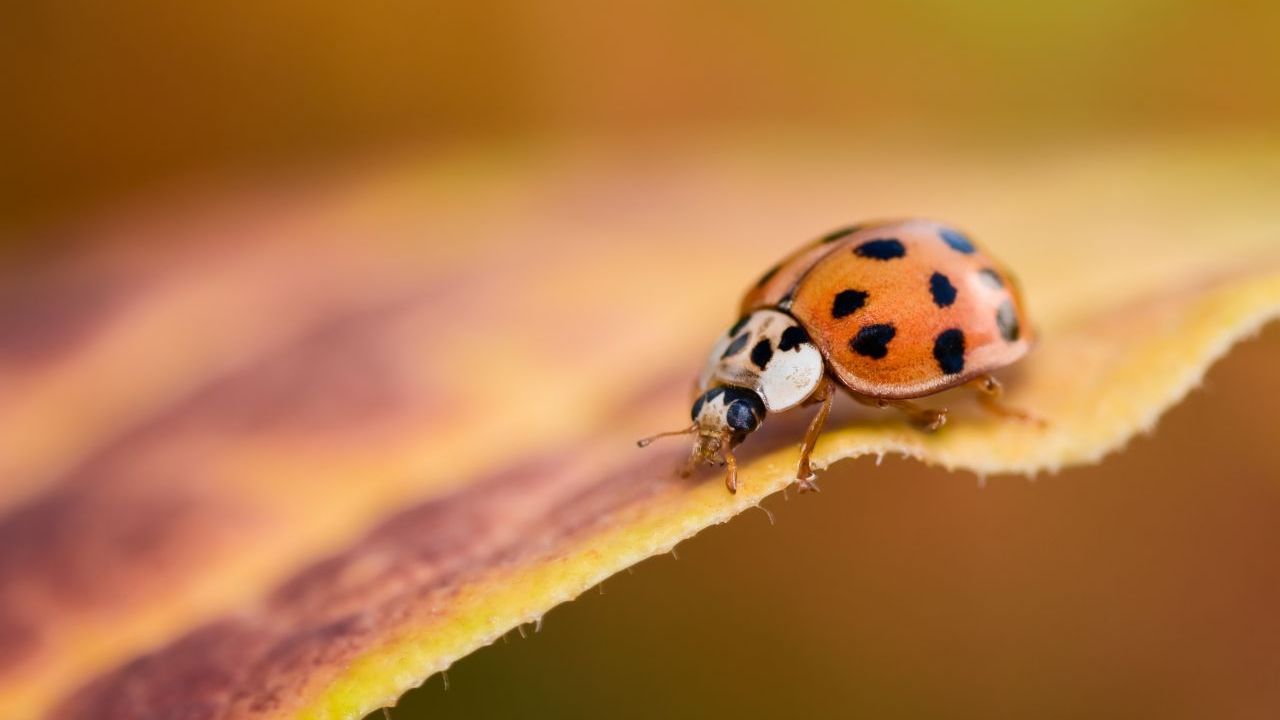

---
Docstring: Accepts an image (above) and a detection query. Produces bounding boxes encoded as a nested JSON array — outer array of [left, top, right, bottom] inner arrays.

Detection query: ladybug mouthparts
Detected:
[[689, 428, 728, 466]]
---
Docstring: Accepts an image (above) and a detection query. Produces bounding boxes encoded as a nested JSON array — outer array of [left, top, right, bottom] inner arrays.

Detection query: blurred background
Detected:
[[4, 2, 1280, 719], [4, 1, 1280, 243]]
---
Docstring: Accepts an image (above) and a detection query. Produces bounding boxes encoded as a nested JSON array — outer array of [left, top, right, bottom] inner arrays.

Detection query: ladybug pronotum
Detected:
[[640, 218, 1038, 493]]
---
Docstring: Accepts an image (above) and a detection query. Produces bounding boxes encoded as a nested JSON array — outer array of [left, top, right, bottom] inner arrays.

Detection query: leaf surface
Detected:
[[1, 140, 1278, 719]]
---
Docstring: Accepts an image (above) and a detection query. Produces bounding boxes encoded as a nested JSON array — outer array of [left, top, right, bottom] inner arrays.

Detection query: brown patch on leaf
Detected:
[[51, 447, 693, 719]]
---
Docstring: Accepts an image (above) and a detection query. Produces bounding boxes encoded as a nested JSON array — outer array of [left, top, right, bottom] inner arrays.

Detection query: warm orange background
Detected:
[[5, 2, 1280, 236], [4, 3, 1279, 718]]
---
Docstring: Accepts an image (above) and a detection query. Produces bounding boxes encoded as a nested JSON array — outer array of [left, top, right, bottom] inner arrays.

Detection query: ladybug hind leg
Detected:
[[970, 374, 1046, 426]]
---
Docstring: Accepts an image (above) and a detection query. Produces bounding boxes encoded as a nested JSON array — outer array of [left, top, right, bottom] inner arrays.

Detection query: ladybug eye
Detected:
[[725, 400, 760, 433]]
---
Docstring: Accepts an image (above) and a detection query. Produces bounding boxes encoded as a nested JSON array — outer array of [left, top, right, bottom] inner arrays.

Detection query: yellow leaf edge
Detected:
[[302, 271, 1280, 720]]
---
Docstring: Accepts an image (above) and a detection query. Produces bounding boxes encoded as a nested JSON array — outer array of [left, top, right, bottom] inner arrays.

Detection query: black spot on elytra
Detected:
[[831, 289, 868, 319], [929, 272, 957, 308], [933, 328, 966, 374], [996, 301, 1020, 341], [820, 225, 862, 243], [977, 268, 1004, 289], [940, 228, 976, 254], [778, 325, 810, 351], [750, 339, 774, 369], [854, 239, 906, 260], [755, 264, 781, 288], [851, 324, 896, 359], [721, 333, 749, 359], [727, 315, 750, 337]]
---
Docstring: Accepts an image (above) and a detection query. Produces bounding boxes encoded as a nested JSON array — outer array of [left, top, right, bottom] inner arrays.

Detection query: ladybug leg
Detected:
[[855, 395, 947, 432], [848, 392, 945, 430], [970, 375, 1045, 426], [678, 451, 699, 479], [795, 378, 834, 493], [721, 434, 740, 494], [889, 400, 948, 432]]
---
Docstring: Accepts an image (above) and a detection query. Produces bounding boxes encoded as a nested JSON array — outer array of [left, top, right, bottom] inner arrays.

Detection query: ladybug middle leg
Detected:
[[885, 399, 948, 431], [969, 374, 1045, 426], [795, 378, 835, 493], [851, 393, 948, 431]]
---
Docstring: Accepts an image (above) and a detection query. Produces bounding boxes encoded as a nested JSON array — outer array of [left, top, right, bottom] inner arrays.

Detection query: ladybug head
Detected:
[[686, 385, 766, 463], [635, 385, 766, 490]]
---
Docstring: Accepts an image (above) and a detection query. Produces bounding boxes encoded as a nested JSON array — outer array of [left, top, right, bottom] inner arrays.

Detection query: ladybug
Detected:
[[640, 218, 1038, 493]]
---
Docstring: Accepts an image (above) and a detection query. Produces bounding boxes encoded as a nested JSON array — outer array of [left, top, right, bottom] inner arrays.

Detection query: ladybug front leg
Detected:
[[721, 434, 740, 494], [970, 374, 1045, 426], [795, 378, 834, 493]]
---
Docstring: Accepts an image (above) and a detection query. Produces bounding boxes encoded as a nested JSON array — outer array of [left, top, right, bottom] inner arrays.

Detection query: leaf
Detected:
[[2, 140, 1279, 719]]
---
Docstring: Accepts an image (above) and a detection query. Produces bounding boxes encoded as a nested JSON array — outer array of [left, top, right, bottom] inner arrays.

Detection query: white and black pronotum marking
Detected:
[[698, 309, 824, 412]]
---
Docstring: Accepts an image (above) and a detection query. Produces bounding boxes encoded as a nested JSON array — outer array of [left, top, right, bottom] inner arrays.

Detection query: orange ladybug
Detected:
[[640, 218, 1038, 493]]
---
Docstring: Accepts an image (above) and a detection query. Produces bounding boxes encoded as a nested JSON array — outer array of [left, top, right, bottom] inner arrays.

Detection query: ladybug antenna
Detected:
[[636, 423, 697, 448]]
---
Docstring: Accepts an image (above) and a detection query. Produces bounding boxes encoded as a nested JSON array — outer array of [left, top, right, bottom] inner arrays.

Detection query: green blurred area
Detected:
[[376, 327, 1280, 719], [4, 1, 1280, 235]]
